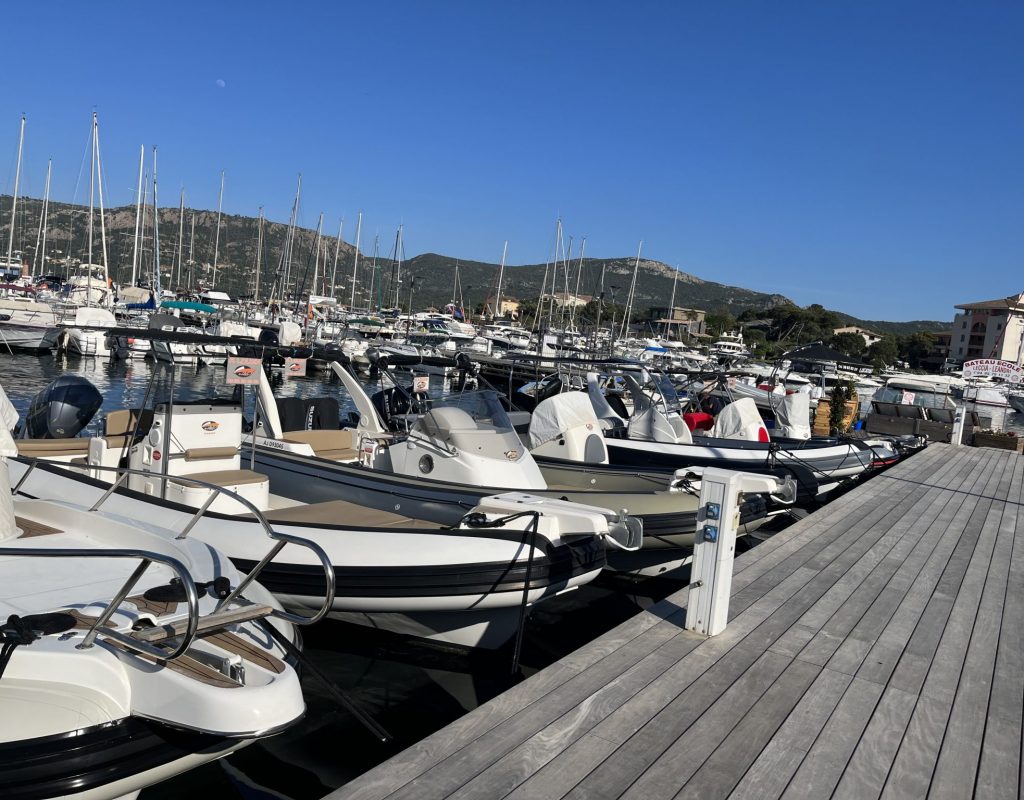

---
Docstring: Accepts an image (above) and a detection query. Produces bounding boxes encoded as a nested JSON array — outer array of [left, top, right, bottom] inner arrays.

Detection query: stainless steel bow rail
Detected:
[[0, 545, 201, 661], [11, 458, 338, 628]]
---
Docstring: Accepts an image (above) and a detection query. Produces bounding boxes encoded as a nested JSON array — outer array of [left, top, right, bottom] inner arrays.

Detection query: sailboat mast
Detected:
[[151, 146, 161, 298], [5, 114, 24, 272], [93, 114, 111, 296], [188, 211, 196, 290], [86, 115, 95, 294], [665, 265, 679, 339], [282, 174, 302, 300], [32, 158, 51, 278], [253, 207, 264, 303], [618, 240, 643, 341], [570, 237, 586, 328], [211, 170, 224, 289], [130, 144, 144, 286], [494, 240, 508, 321], [349, 212, 362, 310], [393, 225, 403, 308], [368, 234, 379, 310], [311, 212, 324, 298], [329, 217, 343, 299], [174, 189, 185, 287], [559, 236, 572, 331]]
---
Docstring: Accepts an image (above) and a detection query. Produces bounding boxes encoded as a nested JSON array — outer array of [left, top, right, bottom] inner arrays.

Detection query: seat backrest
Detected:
[[105, 408, 154, 436]]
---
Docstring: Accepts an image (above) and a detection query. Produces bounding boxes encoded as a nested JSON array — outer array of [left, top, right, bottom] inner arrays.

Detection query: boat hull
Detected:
[[8, 459, 605, 649], [0, 716, 243, 800]]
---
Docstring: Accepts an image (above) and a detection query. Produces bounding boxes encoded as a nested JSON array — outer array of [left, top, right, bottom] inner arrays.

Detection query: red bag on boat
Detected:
[[683, 412, 715, 432]]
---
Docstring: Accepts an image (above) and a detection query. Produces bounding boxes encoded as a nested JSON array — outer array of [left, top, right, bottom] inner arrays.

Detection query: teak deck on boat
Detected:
[[326, 443, 1023, 800]]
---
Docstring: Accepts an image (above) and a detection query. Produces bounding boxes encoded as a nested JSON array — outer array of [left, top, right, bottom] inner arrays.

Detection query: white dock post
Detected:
[[951, 403, 967, 446], [686, 467, 795, 636]]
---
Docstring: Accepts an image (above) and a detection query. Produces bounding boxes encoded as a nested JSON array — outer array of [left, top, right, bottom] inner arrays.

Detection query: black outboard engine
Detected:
[[23, 376, 102, 439]]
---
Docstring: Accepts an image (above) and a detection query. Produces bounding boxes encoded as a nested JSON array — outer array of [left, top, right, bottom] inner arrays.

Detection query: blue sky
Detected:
[[1, 2, 1022, 321]]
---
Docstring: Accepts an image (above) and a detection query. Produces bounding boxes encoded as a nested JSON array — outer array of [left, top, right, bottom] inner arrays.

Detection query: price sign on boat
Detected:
[[284, 357, 307, 378], [226, 356, 262, 385], [962, 359, 1023, 382]]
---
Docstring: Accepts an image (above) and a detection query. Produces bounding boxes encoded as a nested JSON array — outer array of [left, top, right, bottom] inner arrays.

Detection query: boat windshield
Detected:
[[648, 374, 683, 408], [427, 390, 514, 432]]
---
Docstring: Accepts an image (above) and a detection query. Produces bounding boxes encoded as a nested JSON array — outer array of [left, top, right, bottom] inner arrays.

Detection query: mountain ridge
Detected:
[[0, 195, 949, 334]]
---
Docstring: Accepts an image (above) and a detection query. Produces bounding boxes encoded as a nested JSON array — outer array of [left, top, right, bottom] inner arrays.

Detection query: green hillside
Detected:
[[0, 195, 950, 332]]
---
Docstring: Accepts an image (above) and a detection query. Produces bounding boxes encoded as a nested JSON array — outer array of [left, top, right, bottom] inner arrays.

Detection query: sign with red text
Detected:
[[962, 359, 1023, 383]]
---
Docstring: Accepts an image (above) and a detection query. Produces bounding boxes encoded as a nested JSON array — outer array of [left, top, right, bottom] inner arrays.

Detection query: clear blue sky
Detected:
[[2, 2, 1022, 321]]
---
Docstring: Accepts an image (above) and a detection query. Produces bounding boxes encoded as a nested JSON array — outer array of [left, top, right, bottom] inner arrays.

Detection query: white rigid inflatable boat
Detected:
[[0, 383, 328, 800]]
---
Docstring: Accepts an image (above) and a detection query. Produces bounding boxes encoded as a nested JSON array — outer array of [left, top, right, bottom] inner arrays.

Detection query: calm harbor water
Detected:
[[0, 352, 692, 799]]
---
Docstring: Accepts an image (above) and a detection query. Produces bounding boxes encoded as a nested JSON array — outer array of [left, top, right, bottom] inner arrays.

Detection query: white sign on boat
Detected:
[[962, 358, 1023, 382]]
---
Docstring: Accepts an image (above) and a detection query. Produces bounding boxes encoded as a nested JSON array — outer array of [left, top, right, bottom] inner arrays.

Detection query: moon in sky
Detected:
[[215, 78, 226, 88]]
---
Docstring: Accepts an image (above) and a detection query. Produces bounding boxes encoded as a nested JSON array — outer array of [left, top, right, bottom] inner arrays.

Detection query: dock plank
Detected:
[[326, 445, 1024, 800]]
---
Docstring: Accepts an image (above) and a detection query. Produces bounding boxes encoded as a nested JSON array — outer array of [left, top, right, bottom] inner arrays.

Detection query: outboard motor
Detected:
[[23, 376, 102, 439]]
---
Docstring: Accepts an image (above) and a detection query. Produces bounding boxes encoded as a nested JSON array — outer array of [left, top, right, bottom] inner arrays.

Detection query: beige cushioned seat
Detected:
[[105, 409, 154, 436], [175, 469, 269, 488], [260, 499, 436, 529], [16, 439, 91, 457], [280, 429, 358, 461]]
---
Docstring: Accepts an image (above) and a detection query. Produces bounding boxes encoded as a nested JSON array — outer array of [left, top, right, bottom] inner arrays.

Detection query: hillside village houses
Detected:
[[647, 306, 707, 337], [497, 298, 520, 318], [542, 291, 592, 308], [831, 325, 882, 347], [949, 292, 1024, 365]]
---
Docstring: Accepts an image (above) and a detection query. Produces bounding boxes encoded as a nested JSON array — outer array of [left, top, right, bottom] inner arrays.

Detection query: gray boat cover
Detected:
[[710, 397, 769, 441], [774, 392, 811, 440], [529, 392, 601, 448]]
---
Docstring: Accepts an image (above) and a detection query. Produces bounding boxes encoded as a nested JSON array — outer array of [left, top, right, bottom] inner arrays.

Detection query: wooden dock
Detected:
[[327, 443, 1023, 799]]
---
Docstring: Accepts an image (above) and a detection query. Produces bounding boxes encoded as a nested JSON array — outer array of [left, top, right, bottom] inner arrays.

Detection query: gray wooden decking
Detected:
[[327, 444, 1023, 800]]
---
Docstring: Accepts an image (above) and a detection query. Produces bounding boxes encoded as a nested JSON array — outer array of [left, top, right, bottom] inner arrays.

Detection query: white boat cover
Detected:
[[774, 392, 811, 440], [0, 383, 17, 540], [0, 381, 17, 435], [529, 392, 600, 448], [710, 397, 769, 441], [73, 306, 117, 326]]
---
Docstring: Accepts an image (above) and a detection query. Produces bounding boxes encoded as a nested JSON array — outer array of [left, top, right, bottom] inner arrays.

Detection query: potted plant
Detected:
[[972, 428, 1024, 453]]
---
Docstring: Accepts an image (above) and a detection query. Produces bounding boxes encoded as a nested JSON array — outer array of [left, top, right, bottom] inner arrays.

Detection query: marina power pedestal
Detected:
[[683, 467, 796, 636], [951, 404, 967, 446]]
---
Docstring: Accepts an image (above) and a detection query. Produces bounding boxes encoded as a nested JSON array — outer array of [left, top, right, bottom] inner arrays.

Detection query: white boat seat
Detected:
[[176, 469, 269, 488], [280, 429, 358, 461], [16, 439, 91, 457], [259, 498, 437, 529]]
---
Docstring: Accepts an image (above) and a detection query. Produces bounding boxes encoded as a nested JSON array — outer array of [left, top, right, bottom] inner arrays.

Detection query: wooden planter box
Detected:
[[973, 432, 1024, 453], [813, 397, 860, 437]]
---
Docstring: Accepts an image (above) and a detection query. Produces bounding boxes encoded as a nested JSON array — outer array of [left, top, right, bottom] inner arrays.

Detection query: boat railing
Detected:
[[12, 458, 336, 627], [0, 542, 201, 661]]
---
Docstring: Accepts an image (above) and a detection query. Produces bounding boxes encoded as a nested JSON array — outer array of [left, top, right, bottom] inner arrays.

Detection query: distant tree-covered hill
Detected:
[[0, 195, 950, 332]]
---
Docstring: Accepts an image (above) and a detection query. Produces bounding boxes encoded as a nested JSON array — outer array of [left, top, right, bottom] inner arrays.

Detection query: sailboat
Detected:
[[0, 115, 63, 352]]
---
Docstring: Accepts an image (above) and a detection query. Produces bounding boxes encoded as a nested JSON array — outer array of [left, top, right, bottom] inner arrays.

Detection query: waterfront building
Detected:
[[950, 292, 1024, 364]]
